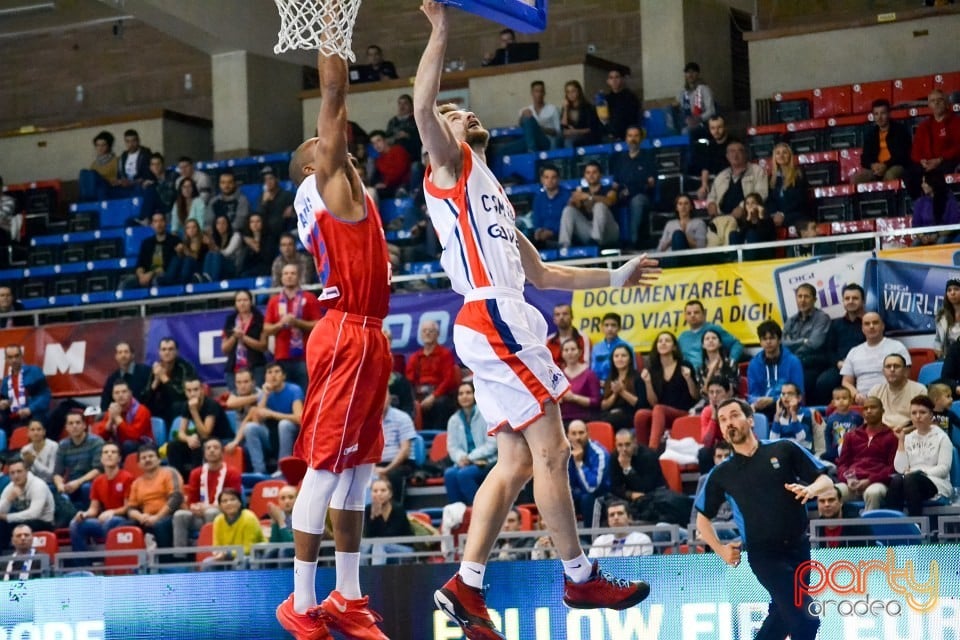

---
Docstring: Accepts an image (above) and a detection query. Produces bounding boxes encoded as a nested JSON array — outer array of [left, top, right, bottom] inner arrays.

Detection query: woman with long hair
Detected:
[[912, 172, 960, 244], [160, 218, 206, 284], [560, 80, 601, 148], [765, 143, 809, 231], [558, 337, 601, 423], [239, 213, 276, 277], [221, 289, 268, 389], [888, 395, 954, 516], [935, 277, 960, 359], [170, 177, 205, 236], [364, 477, 414, 565], [634, 331, 699, 449], [695, 329, 738, 408], [657, 194, 707, 252], [599, 344, 644, 431], [444, 382, 497, 506], [202, 214, 243, 281]]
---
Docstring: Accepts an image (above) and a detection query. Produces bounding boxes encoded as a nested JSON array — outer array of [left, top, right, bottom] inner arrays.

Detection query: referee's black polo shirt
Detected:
[[695, 440, 827, 552]]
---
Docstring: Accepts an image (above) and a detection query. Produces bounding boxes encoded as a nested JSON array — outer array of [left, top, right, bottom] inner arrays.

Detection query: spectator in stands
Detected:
[[267, 484, 297, 545], [69, 442, 133, 555], [559, 161, 619, 248], [365, 44, 398, 80], [706, 141, 768, 221], [369, 129, 412, 199], [840, 313, 910, 405], [0, 176, 21, 247], [78, 130, 119, 202], [908, 89, 960, 199], [406, 320, 460, 430], [822, 387, 863, 464], [558, 338, 601, 424], [172, 438, 242, 553], [376, 388, 417, 499], [503, 81, 560, 155], [207, 171, 251, 233], [746, 319, 805, 419], [560, 80, 602, 148], [936, 277, 960, 360], [125, 444, 182, 549], [697, 378, 734, 473], [481, 28, 515, 67], [611, 126, 656, 248], [815, 284, 866, 404], [383, 329, 415, 416], [0, 458, 55, 549], [19, 421, 57, 483], [770, 383, 820, 451], [600, 70, 640, 142], [546, 303, 591, 368], [169, 177, 205, 236], [175, 157, 213, 204], [529, 165, 568, 248], [601, 345, 645, 432], [787, 218, 828, 259], [0, 286, 28, 329], [259, 166, 296, 238], [870, 354, 927, 429], [588, 499, 653, 557], [363, 478, 413, 565], [141, 152, 177, 223], [143, 337, 195, 427], [677, 62, 716, 134], [386, 94, 422, 160], [164, 218, 207, 284], [609, 429, 667, 522], [889, 395, 954, 516], [221, 289, 268, 389], [912, 172, 960, 243], [166, 377, 233, 477], [591, 311, 633, 381], [491, 508, 533, 561], [100, 342, 151, 412], [1, 345, 50, 438], [928, 383, 960, 440], [240, 363, 304, 473], [835, 397, 896, 511], [737, 193, 777, 258], [116, 129, 152, 191], [853, 99, 911, 185], [695, 329, 739, 410], [93, 380, 154, 457], [3, 523, 38, 576], [691, 116, 731, 200], [657, 194, 707, 253], [201, 214, 243, 281], [782, 283, 832, 403], [270, 233, 315, 287], [815, 486, 870, 547], [223, 369, 263, 467], [53, 411, 104, 510], [124, 212, 180, 290], [205, 487, 265, 566], [263, 264, 321, 392], [566, 419, 610, 522], [765, 143, 809, 232], [444, 382, 497, 506], [636, 333, 698, 448], [678, 300, 743, 369], [238, 212, 276, 277]]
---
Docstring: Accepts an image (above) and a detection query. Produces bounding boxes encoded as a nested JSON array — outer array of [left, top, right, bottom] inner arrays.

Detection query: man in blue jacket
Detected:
[[746, 320, 804, 420], [566, 419, 610, 524], [0, 345, 50, 440]]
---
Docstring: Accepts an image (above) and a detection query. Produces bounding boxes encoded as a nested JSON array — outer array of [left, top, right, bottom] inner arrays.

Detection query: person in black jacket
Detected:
[[852, 99, 911, 184], [121, 212, 180, 289], [100, 342, 151, 411]]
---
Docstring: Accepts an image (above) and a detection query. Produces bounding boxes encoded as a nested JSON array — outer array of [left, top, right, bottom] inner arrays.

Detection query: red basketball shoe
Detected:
[[562, 561, 651, 610], [319, 590, 390, 640], [434, 573, 506, 640], [276, 594, 332, 640]]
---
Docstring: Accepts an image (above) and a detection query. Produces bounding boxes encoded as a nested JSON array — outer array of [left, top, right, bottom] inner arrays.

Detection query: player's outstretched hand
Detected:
[[610, 254, 661, 288], [784, 482, 815, 503]]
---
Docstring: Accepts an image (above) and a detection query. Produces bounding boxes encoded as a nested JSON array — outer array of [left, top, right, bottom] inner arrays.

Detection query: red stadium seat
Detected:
[[670, 415, 702, 444], [892, 75, 934, 107], [123, 452, 143, 478], [8, 426, 30, 452], [586, 421, 615, 454], [105, 526, 145, 575], [249, 479, 286, 519], [195, 522, 214, 564], [934, 71, 960, 96], [223, 445, 245, 474], [838, 148, 863, 183], [514, 505, 536, 531], [852, 80, 892, 114], [908, 348, 937, 380], [812, 85, 852, 119], [31, 530, 59, 562], [659, 459, 683, 494]]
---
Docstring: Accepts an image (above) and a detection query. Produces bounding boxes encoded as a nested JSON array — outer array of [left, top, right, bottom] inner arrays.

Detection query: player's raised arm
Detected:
[[413, 0, 462, 175], [314, 52, 350, 188]]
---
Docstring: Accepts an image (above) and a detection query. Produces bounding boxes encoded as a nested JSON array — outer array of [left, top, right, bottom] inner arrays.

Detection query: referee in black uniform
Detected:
[[695, 398, 833, 640]]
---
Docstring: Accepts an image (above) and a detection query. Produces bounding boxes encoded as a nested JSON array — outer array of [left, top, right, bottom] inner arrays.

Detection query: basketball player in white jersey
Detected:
[[414, 2, 659, 638]]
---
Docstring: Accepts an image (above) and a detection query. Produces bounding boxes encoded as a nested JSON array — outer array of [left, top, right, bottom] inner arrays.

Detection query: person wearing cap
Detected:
[[677, 62, 715, 134], [260, 165, 296, 239]]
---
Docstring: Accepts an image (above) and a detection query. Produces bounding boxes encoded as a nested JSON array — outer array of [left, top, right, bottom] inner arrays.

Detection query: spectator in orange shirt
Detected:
[[406, 320, 461, 429], [93, 380, 155, 457], [125, 444, 183, 549], [69, 443, 134, 555], [369, 129, 412, 198]]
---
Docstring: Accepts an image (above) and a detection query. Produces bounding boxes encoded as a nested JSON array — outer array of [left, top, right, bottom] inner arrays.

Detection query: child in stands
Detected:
[[822, 387, 863, 463], [770, 382, 822, 452]]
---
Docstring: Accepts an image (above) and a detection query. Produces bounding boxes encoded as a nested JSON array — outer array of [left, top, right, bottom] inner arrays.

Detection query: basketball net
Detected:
[[273, 0, 361, 62]]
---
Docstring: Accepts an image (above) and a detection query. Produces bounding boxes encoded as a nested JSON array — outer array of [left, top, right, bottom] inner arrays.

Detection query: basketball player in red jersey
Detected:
[[274, 50, 392, 640]]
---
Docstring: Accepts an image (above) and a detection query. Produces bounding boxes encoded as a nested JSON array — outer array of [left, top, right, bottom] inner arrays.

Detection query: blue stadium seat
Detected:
[[642, 107, 676, 137], [918, 362, 944, 386], [410, 434, 426, 467], [860, 509, 923, 546], [753, 413, 770, 439], [151, 417, 168, 448]]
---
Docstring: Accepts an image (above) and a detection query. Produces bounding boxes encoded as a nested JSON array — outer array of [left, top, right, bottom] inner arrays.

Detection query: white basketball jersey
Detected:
[[423, 142, 525, 295]]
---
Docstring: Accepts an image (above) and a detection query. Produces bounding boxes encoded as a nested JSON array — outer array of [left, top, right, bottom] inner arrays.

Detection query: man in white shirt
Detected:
[[840, 312, 910, 404], [503, 80, 560, 154], [588, 499, 653, 558]]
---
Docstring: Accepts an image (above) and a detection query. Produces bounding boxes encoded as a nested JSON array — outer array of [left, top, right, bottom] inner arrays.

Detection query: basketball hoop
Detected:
[[273, 0, 362, 61]]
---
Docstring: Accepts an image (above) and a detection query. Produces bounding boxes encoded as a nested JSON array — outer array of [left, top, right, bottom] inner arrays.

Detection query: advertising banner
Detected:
[[773, 253, 869, 320], [864, 258, 959, 335]]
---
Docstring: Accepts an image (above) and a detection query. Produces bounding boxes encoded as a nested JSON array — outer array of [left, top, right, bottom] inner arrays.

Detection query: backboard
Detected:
[[439, 0, 548, 33]]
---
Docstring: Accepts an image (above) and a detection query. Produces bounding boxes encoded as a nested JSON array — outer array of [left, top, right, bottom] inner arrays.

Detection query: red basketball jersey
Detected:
[[295, 179, 392, 319]]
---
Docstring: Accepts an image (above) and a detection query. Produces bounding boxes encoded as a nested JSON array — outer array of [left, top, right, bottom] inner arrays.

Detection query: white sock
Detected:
[[562, 553, 593, 583], [335, 551, 362, 600], [293, 558, 317, 614], [458, 561, 486, 589]]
